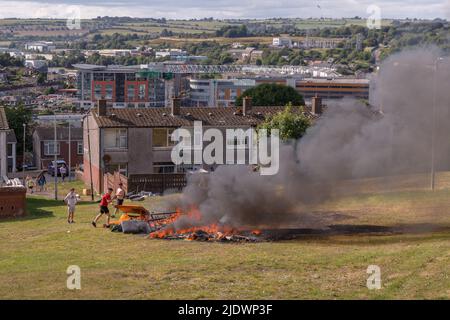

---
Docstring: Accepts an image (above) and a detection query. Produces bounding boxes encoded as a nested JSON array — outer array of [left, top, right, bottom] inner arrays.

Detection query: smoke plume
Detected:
[[169, 48, 450, 229]]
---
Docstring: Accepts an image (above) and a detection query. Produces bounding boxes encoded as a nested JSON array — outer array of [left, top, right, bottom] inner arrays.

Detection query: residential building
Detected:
[[0, 108, 16, 176], [227, 47, 263, 64], [6, 131, 17, 173], [24, 59, 48, 72], [189, 78, 256, 107], [24, 41, 56, 53], [300, 37, 344, 49], [155, 49, 187, 60], [74, 64, 181, 109], [97, 49, 139, 57], [273, 37, 292, 48], [25, 53, 53, 61], [296, 78, 370, 101], [83, 99, 320, 193], [0, 47, 24, 58], [32, 126, 83, 170]]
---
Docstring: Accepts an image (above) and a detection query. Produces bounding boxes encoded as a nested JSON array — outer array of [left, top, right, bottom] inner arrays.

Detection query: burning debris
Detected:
[[151, 229, 262, 242], [146, 207, 265, 242]]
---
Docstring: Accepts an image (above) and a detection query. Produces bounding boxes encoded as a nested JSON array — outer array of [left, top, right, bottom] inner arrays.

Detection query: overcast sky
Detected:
[[0, 0, 448, 19]]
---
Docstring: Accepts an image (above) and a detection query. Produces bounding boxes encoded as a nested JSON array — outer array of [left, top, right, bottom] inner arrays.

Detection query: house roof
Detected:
[[91, 106, 320, 128], [0, 107, 9, 131], [33, 126, 83, 141]]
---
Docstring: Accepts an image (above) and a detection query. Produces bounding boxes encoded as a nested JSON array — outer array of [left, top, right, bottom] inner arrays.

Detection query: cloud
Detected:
[[0, 0, 447, 19]]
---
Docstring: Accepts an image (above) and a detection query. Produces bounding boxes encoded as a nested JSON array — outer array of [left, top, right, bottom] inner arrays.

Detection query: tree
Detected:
[[236, 83, 304, 107], [45, 87, 56, 95], [4, 104, 33, 152], [37, 73, 46, 85], [258, 104, 311, 141]]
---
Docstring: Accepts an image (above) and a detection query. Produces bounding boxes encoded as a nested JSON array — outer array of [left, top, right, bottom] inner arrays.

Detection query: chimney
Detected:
[[97, 99, 107, 117], [311, 95, 322, 115], [171, 97, 181, 116], [243, 96, 252, 116]]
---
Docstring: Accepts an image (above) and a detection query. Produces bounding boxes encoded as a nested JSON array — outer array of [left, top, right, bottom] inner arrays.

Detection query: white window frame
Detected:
[[153, 128, 176, 148], [104, 128, 128, 149], [44, 141, 60, 156], [77, 141, 83, 155]]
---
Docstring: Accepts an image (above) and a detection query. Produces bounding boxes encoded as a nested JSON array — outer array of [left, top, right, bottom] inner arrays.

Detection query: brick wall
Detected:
[[0, 187, 26, 219]]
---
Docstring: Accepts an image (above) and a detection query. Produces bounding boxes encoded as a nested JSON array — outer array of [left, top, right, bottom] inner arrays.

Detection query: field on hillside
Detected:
[[0, 174, 449, 299]]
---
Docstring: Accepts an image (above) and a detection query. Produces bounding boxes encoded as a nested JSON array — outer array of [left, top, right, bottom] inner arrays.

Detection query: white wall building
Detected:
[[189, 78, 256, 107], [25, 41, 56, 53], [273, 37, 292, 48]]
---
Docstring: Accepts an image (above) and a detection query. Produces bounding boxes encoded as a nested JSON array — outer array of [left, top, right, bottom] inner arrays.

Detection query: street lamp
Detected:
[[430, 57, 444, 191], [54, 114, 58, 200], [22, 123, 26, 186], [392, 57, 444, 191]]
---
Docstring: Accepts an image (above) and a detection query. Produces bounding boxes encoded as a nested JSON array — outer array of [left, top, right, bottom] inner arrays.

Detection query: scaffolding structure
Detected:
[[160, 64, 339, 77]]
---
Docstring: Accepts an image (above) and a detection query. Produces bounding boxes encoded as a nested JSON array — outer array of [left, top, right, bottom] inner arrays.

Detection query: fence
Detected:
[[103, 172, 128, 193], [104, 172, 187, 194], [127, 173, 187, 194]]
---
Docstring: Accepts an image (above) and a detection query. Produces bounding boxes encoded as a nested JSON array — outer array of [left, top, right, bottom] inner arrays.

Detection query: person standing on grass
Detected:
[[112, 182, 125, 218], [26, 176, 35, 194], [92, 188, 113, 228], [37, 173, 46, 192], [60, 165, 67, 182], [64, 188, 78, 224]]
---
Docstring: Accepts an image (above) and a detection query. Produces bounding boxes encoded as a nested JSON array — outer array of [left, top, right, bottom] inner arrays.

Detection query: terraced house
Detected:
[[82, 98, 322, 193]]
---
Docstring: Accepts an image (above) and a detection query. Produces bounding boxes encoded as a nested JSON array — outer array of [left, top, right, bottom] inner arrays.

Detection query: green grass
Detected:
[[0, 179, 449, 299]]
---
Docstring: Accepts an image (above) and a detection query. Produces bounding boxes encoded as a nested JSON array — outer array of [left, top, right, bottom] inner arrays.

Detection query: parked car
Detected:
[[47, 160, 67, 176]]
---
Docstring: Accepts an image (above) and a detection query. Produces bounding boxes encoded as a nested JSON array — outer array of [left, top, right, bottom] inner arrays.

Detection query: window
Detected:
[[226, 131, 250, 149], [127, 85, 135, 101], [138, 84, 146, 100], [105, 163, 128, 176], [105, 85, 113, 100], [7, 143, 13, 157], [153, 162, 175, 174], [104, 129, 127, 149], [153, 128, 175, 147], [44, 141, 60, 155], [94, 84, 102, 99], [77, 141, 83, 155]]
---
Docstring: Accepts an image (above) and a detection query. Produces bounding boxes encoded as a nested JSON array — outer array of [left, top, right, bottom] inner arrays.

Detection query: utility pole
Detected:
[[68, 121, 71, 181], [54, 115, 58, 200], [430, 58, 443, 191], [22, 123, 26, 186], [86, 116, 94, 201]]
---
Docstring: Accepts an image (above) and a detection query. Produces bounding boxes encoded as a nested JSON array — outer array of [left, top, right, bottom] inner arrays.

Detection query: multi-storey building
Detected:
[[272, 37, 292, 48], [24, 41, 56, 53], [74, 64, 188, 109], [189, 78, 256, 107], [296, 78, 370, 101]]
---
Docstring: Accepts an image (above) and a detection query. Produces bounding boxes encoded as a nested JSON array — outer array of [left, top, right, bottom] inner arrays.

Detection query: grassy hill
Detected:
[[0, 172, 449, 299]]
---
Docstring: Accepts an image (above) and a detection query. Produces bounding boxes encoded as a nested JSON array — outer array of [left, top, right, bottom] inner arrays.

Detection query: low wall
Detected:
[[0, 187, 27, 219]]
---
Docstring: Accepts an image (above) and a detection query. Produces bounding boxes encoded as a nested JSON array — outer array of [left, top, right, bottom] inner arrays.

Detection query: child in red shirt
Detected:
[[92, 188, 113, 228]]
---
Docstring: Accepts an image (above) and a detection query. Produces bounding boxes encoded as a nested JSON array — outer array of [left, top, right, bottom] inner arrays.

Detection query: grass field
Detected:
[[0, 178, 449, 299]]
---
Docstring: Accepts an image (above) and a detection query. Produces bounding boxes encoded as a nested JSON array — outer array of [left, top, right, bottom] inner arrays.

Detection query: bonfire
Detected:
[[148, 207, 263, 242]]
